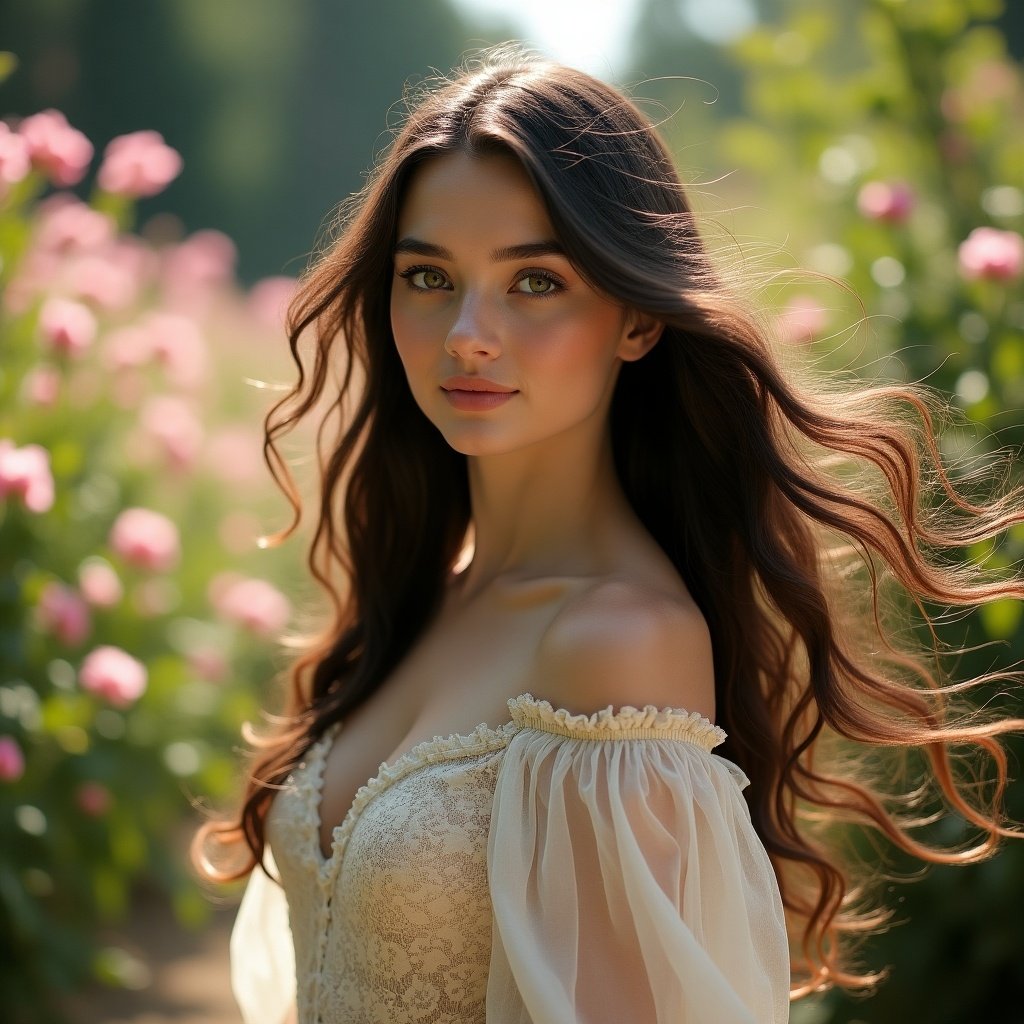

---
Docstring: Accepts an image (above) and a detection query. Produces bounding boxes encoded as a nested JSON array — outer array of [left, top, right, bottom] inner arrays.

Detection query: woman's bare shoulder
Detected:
[[531, 575, 716, 722]]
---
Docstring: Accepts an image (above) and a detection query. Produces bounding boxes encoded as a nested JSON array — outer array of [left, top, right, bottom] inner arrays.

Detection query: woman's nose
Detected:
[[444, 291, 501, 358]]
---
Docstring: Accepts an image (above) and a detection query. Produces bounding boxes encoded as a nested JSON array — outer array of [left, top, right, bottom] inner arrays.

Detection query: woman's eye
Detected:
[[399, 267, 450, 291], [415, 269, 448, 289], [515, 273, 559, 295]]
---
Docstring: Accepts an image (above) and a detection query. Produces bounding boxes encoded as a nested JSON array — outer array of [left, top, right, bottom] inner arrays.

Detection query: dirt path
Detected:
[[60, 885, 242, 1024]]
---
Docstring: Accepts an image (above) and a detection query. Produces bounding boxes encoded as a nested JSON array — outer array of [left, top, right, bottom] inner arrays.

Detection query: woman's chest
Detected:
[[314, 575, 580, 859], [268, 744, 512, 1021]]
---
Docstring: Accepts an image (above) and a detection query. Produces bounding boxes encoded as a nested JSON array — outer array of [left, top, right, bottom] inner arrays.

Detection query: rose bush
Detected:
[[696, 0, 1024, 1020], [0, 94, 301, 1016]]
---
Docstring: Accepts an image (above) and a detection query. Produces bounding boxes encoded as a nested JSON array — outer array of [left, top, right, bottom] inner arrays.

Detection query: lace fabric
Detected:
[[231, 694, 790, 1024]]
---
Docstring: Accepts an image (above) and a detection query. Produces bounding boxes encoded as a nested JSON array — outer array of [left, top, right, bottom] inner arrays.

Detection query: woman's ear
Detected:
[[619, 311, 664, 362]]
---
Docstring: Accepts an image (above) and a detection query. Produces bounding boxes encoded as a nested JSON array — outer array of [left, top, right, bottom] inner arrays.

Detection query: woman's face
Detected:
[[390, 150, 654, 457]]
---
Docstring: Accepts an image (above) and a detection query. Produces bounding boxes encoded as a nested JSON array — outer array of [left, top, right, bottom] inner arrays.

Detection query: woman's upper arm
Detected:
[[484, 600, 789, 1024]]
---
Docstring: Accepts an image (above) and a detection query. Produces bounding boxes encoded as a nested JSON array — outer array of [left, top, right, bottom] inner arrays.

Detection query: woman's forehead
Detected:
[[396, 151, 555, 245]]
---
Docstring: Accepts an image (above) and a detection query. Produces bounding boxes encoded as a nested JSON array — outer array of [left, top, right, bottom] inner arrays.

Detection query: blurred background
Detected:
[[1, 0, 1022, 1021]]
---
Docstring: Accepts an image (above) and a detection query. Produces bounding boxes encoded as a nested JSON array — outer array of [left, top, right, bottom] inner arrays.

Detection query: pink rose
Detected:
[[76, 781, 112, 816], [958, 227, 1024, 282], [109, 507, 180, 572], [0, 440, 55, 514], [776, 295, 828, 345], [212, 575, 291, 637], [857, 181, 915, 224], [140, 394, 204, 471], [36, 581, 91, 646], [23, 366, 61, 407], [144, 312, 208, 390], [187, 646, 229, 683], [248, 276, 298, 332], [97, 236, 156, 299], [38, 296, 97, 357], [79, 645, 147, 707], [0, 736, 25, 782], [35, 197, 115, 253], [164, 230, 236, 285], [0, 122, 31, 186], [65, 253, 138, 310], [97, 130, 183, 198], [207, 428, 265, 485], [78, 559, 123, 607], [161, 230, 237, 313], [104, 313, 208, 389], [1, 247, 61, 316], [103, 324, 153, 371], [18, 109, 93, 187]]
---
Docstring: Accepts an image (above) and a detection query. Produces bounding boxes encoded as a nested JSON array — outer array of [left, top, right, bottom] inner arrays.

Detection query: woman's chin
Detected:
[[442, 437, 511, 458], [435, 427, 525, 458]]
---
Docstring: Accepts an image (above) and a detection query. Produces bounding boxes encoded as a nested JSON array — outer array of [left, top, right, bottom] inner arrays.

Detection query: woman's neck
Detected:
[[453, 425, 645, 601]]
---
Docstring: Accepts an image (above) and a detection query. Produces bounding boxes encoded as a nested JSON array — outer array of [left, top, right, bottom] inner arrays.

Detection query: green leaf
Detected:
[[0, 51, 18, 86], [92, 945, 151, 989], [109, 815, 147, 872], [979, 598, 1023, 638], [992, 334, 1024, 384], [92, 866, 129, 919], [172, 883, 211, 929]]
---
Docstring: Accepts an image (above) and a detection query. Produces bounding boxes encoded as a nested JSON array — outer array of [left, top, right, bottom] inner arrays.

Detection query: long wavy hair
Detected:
[[194, 44, 1024, 996]]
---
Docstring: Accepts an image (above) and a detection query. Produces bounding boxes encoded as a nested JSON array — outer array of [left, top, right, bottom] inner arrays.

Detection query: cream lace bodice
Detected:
[[230, 693, 790, 1024]]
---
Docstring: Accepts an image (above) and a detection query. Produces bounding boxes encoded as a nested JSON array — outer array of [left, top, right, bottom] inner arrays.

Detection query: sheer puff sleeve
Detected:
[[230, 844, 296, 1024], [486, 695, 790, 1024]]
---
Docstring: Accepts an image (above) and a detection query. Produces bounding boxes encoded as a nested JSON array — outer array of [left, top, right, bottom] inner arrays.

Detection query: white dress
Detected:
[[230, 693, 790, 1023]]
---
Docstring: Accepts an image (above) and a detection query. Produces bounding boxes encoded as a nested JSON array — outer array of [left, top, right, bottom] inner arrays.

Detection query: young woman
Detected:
[[195, 45, 1024, 1024]]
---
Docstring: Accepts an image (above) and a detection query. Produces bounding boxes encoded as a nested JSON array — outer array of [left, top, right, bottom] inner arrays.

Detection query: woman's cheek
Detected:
[[392, 305, 433, 366], [525, 318, 595, 376]]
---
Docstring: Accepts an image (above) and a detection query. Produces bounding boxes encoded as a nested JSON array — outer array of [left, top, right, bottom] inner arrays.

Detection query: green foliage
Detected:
[[0, 51, 17, 86], [0, 0, 501, 282], [0, 139, 304, 1017], [688, 0, 1024, 1019]]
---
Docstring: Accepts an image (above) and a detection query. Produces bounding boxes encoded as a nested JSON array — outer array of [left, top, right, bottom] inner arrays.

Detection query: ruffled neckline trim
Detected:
[[297, 690, 728, 877], [508, 693, 726, 752], [306, 717, 520, 879]]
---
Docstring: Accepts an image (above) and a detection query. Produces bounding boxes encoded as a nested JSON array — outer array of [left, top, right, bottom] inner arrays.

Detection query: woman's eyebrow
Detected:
[[394, 238, 567, 261], [490, 241, 566, 262], [394, 238, 451, 259]]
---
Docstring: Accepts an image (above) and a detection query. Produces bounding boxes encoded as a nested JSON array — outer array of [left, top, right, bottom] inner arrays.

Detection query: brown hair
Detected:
[[194, 44, 1024, 996]]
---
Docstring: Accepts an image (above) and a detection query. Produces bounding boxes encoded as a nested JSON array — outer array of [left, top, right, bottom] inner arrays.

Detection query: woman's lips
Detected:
[[442, 388, 518, 411]]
